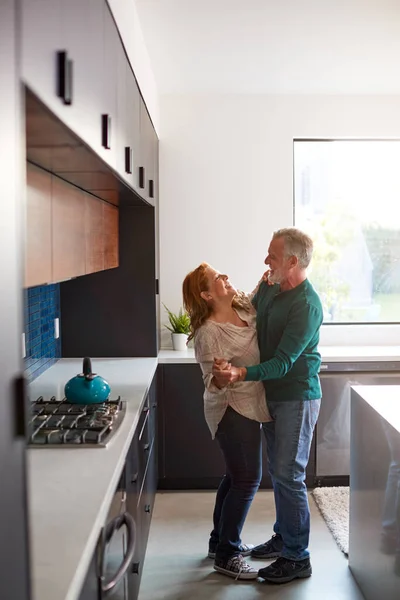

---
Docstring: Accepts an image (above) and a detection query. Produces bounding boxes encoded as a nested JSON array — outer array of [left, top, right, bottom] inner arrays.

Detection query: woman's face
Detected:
[[204, 267, 237, 302]]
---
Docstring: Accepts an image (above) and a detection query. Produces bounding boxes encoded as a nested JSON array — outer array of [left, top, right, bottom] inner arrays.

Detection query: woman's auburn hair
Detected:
[[182, 262, 252, 342], [182, 262, 211, 342]]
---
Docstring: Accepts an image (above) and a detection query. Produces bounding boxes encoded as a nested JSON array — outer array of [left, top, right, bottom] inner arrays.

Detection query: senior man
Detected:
[[213, 227, 323, 584]]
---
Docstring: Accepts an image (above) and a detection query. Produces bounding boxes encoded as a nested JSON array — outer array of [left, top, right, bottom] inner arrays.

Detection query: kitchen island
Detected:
[[349, 385, 400, 600]]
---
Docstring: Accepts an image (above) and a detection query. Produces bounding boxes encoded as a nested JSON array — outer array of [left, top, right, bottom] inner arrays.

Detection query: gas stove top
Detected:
[[28, 396, 126, 447]]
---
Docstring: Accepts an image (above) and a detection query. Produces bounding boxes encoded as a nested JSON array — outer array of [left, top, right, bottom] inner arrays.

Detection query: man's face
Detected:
[[264, 237, 290, 284]]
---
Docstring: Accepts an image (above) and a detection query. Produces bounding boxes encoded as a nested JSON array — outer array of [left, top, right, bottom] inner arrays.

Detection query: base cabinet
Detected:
[[158, 364, 316, 489], [79, 375, 157, 600]]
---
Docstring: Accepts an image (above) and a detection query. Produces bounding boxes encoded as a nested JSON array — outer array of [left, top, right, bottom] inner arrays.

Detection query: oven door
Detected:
[[100, 485, 136, 599]]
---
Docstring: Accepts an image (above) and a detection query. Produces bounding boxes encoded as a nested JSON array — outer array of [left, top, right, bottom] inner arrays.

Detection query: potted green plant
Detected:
[[163, 304, 191, 351]]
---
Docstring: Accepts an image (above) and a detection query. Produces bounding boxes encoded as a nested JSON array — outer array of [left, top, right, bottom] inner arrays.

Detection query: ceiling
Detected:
[[135, 0, 400, 94]]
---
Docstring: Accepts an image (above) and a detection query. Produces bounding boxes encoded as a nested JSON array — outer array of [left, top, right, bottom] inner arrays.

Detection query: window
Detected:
[[294, 140, 400, 324]]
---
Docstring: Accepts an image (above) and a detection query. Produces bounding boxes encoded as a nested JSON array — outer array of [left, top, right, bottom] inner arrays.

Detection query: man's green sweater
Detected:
[[245, 279, 323, 402]]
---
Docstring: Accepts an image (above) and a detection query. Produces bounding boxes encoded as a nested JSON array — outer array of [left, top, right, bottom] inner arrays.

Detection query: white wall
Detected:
[[159, 93, 400, 348], [107, 0, 159, 132]]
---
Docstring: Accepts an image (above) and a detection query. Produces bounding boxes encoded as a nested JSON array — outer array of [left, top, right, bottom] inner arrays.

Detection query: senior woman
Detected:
[[182, 262, 271, 580]]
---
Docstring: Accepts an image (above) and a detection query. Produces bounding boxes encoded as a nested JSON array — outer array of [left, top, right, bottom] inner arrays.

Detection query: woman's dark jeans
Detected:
[[210, 407, 262, 560]]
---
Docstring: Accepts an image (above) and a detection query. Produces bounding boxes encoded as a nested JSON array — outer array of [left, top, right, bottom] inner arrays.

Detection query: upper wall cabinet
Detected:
[[60, 0, 108, 165], [116, 46, 141, 190], [139, 99, 158, 207], [25, 163, 52, 288], [21, 0, 153, 189], [25, 163, 119, 288], [52, 175, 86, 282]]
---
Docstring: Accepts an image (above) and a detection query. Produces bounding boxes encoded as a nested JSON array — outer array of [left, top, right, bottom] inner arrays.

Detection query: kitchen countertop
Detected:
[[158, 345, 400, 363], [28, 358, 157, 600], [352, 385, 400, 433]]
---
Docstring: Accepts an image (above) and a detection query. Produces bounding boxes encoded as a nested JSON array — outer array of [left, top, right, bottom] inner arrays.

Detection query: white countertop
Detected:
[[352, 385, 400, 433], [158, 346, 400, 363], [28, 358, 157, 600]]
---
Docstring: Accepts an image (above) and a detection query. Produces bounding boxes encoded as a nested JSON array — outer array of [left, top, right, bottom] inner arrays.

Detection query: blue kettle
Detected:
[[65, 358, 111, 404]]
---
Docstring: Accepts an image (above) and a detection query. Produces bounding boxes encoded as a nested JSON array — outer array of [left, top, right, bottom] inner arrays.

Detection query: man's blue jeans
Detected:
[[263, 398, 321, 561], [211, 407, 262, 559]]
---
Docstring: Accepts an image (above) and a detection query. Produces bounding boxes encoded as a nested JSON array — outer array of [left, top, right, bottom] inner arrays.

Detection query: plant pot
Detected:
[[171, 333, 188, 351]]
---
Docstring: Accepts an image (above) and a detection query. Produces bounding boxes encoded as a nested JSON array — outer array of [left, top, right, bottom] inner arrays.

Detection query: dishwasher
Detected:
[[316, 361, 400, 485]]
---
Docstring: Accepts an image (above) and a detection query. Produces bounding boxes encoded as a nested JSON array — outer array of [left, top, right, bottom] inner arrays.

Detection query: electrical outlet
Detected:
[[54, 318, 60, 339], [22, 333, 26, 359]]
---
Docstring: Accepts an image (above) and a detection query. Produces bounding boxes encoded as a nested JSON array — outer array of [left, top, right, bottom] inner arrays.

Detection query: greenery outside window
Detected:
[[294, 140, 400, 324]]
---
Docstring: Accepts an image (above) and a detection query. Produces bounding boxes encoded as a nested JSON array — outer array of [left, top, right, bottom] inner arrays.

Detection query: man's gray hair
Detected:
[[273, 227, 313, 269]]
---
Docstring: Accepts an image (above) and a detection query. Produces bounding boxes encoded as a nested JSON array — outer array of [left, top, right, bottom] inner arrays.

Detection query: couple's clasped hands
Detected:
[[212, 358, 246, 387]]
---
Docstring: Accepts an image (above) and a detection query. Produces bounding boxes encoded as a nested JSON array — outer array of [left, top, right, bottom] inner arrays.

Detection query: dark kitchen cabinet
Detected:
[[158, 364, 316, 489], [126, 375, 158, 599], [0, 2, 31, 598], [79, 374, 158, 600], [158, 364, 226, 488]]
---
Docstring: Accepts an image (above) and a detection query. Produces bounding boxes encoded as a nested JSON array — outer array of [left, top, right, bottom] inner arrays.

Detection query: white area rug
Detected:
[[312, 486, 349, 555]]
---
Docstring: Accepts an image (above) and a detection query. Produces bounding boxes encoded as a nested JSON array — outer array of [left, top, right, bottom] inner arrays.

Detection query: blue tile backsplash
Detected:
[[24, 284, 61, 382]]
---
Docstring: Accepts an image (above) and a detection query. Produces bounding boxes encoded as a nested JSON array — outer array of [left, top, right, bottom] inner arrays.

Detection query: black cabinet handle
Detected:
[[131, 562, 140, 575], [152, 403, 157, 409], [65, 58, 73, 105], [131, 472, 138, 484], [149, 179, 154, 198], [14, 375, 27, 438], [57, 51, 73, 105], [144, 504, 151, 514], [102, 114, 111, 149], [125, 146, 132, 174], [139, 166, 145, 189]]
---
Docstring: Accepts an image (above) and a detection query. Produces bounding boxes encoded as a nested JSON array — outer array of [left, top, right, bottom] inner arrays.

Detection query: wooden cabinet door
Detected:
[[25, 163, 52, 287], [85, 193, 104, 275], [60, 0, 104, 155], [21, 0, 64, 118], [103, 202, 119, 270], [52, 175, 85, 281]]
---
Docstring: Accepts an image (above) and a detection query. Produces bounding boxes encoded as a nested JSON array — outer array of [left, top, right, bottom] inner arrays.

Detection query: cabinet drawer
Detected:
[[137, 442, 156, 564], [126, 396, 151, 507]]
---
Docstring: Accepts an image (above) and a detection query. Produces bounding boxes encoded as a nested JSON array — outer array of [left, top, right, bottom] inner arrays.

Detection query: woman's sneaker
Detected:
[[214, 554, 258, 580], [208, 543, 254, 559]]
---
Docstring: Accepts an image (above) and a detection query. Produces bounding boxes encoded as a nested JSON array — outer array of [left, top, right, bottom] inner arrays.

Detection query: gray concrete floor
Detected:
[[139, 490, 364, 600]]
